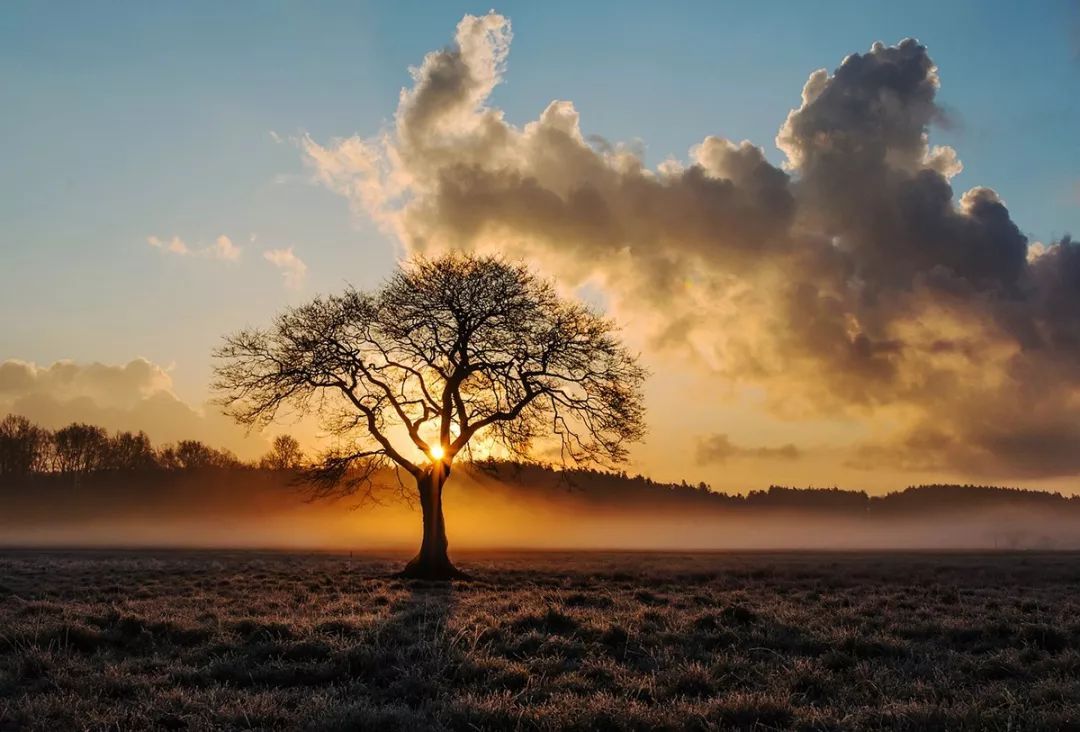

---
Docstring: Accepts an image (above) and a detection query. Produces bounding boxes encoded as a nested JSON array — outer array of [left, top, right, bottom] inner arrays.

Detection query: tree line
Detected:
[[477, 460, 1079, 514], [0, 415, 305, 478], [4, 414, 1075, 516]]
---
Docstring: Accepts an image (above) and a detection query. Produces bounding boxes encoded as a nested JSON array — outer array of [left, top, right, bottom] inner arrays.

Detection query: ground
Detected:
[[2, 551, 1080, 731]]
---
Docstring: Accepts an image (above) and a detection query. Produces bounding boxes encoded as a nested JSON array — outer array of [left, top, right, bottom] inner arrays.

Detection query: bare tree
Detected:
[[52, 423, 110, 476], [104, 431, 159, 472], [0, 415, 50, 478], [214, 253, 647, 579], [158, 440, 241, 470], [260, 434, 305, 471]]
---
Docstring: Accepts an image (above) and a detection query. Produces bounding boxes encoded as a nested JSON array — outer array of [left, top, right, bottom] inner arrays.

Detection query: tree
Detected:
[[52, 423, 110, 475], [105, 431, 160, 472], [214, 253, 647, 579], [159, 440, 241, 470], [260, 434, 305, 471], [174, 440, 218, 470], [0, 415, 50, 478]]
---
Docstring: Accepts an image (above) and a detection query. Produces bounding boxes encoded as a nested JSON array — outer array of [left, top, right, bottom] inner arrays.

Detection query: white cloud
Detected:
[[263, 247, 307, 289], [210, 235, 241, 261], [147, 235, 190, 255], [147, 234, 241, 261]]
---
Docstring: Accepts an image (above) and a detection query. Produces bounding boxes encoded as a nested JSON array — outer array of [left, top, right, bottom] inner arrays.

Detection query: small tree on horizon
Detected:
[[105, 431, 159, 472], [260, 434, 305, 471], [0, 415, 50, 477], [52, 423, 109, 476], [158, 440, 241, 470], [213, 253, 647, 579]]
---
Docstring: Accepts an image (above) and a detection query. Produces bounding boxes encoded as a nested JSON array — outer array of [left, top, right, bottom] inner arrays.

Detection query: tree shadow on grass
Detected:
[[317, 580, 460, 730]]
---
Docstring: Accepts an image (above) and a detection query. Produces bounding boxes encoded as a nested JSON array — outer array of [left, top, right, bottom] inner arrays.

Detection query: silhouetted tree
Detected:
[[0, 415, 50, 477], [156, 445, 181, 470], [260, 434, 305, 471], [104, 431, 159, 472], [158, 440, 240, 470], [52, 423, 110, 475], [174, 440, 215, 469], [214, 253, 647, 579]]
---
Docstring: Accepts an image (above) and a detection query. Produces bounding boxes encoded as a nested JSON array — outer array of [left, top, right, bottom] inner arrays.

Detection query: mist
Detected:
[[3, 467, 1077, 552]]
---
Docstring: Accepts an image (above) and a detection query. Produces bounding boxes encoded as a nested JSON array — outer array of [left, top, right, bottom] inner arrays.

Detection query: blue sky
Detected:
[[1, 2, 1078, 487]]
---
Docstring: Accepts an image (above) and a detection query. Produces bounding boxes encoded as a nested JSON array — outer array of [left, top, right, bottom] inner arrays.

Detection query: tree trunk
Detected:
[[398, 464, 466, 580]]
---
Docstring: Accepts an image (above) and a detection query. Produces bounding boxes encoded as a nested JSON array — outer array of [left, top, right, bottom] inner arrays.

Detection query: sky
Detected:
[[2, 1, 1079, 493]]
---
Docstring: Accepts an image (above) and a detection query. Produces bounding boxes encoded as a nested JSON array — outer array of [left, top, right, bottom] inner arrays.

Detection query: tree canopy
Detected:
[[213, 253, 647, 577], [214, 253, 647, 493]]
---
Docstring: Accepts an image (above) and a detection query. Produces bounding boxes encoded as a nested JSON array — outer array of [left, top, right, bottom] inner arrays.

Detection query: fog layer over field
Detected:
[[1, 467, 1077, 551]]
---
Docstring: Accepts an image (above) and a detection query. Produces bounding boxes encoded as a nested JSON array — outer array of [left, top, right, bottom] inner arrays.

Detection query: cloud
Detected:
[[696, 434, 800, 465], [263, 247, 307, 289], [147, 232, 306, 289], [0, 358, 172, 409], [0, 359, 266, 458], [302, 14, 1080, 479], [147, 234, 241, 261], [211, 235, 241, 261], [147, 235, 190, 255]]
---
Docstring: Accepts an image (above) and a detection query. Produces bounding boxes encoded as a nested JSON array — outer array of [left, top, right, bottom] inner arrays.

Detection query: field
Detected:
[[2, 551, 1080, 730]]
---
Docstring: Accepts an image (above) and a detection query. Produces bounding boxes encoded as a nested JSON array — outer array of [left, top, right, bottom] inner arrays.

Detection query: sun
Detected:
[[429, 444, 445, 461]]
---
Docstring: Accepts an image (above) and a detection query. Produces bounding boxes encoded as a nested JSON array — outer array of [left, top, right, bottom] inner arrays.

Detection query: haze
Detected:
[[3, 467, 1076, 552]]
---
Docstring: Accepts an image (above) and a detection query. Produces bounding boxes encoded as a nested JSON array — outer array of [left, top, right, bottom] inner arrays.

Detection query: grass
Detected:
[[2, 550, 1080, 730]]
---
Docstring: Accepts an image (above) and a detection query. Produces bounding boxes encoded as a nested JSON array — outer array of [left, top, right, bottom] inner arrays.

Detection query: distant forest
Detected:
[[480, 461, 1080, 517], [0, 414, 302, 476], [1, 414, 1077, 517]]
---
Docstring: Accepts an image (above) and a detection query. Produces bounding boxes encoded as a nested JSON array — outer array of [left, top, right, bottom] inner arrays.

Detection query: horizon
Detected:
[[5, 412, 1079, 499], [7, 438, 1080, 553]]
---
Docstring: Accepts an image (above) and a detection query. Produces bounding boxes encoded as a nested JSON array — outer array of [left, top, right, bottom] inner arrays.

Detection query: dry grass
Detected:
[[2, 550, 1080, 730]]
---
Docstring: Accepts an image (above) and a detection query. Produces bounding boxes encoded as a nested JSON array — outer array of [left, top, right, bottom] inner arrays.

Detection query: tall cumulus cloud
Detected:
[[303, 14, 1080, 479]]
